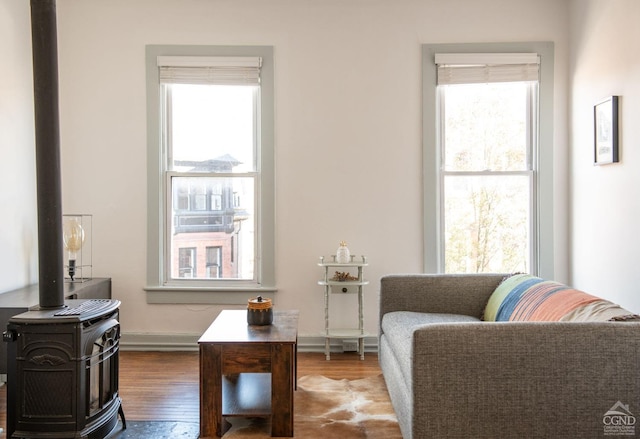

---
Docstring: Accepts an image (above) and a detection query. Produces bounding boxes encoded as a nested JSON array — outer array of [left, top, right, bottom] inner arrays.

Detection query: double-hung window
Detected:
[[146, 46, 275, 303], [423, 43, 554, 277]]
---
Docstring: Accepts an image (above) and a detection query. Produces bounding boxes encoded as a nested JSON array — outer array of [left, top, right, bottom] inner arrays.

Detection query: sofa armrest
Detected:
[[379, 274, 506, 322], [411, 321, 640, 438]]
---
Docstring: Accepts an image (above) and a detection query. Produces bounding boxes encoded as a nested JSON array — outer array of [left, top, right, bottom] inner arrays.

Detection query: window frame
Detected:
[[145, 45, 276, 304], [438, 81, 538, 274], [422, 42, 555, 278]]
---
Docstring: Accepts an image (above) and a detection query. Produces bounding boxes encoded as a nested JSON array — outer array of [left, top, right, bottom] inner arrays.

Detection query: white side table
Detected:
[[318, 255, 369, 360]]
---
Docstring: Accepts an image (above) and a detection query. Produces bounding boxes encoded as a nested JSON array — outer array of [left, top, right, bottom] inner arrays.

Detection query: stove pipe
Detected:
[[30, 0, 65, 309]]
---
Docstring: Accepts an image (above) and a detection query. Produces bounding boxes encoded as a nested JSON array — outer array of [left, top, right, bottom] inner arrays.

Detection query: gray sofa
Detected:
[[379, 274, 640, 439]]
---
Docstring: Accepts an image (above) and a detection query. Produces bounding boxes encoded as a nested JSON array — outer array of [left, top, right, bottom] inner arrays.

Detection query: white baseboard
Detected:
[[119, 332, 379, 353], [119, 333, 200, 351]]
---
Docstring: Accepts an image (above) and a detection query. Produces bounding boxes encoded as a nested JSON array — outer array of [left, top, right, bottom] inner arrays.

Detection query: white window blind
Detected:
[[157, 56, 262, 85], [435, 53, 539, 85]]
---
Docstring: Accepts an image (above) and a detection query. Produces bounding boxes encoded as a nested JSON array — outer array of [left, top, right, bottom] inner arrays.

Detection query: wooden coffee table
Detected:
[[198, 309, 299, 438]]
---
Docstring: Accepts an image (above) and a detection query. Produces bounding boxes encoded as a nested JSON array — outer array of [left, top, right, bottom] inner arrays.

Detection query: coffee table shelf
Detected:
[[222, 373, 271, 416]]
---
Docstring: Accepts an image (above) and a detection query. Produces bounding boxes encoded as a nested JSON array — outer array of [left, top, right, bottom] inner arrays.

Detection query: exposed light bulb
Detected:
[[63, 218, 85, 281]]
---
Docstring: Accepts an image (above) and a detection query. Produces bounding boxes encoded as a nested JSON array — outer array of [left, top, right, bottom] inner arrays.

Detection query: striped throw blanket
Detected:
[[483, 273, 636, 322]]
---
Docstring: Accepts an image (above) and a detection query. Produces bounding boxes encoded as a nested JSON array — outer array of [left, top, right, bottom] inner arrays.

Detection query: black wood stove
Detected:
[[4, 1, 125, 437], [5, 300, 124, 438]]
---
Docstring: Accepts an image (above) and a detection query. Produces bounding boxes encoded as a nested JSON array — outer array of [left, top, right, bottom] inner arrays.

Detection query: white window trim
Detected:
[[145, 45, 276, 304], [422, 42, 555, 278]]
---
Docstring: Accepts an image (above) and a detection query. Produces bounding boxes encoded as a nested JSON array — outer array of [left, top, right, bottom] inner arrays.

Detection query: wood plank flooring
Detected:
[[0, 351, 381, 433]]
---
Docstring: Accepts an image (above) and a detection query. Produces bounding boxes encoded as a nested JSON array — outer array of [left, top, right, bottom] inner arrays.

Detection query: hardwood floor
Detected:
[[0, 350, 381, 434]]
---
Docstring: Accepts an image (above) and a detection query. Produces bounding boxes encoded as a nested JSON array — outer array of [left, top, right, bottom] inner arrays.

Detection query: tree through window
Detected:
[[436, 53, 539, 273]]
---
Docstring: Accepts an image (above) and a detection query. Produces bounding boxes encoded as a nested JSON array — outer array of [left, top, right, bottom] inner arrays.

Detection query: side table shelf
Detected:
[[318, 255, 369, 360]]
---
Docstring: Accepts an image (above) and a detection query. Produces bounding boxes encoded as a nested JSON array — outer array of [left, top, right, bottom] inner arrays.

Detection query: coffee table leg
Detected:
[[271, 343, 294, 437], [200, 344, 226, 437]]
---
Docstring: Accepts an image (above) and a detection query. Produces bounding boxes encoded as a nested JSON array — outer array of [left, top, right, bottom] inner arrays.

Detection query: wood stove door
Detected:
[[85, 318, 120, 420]]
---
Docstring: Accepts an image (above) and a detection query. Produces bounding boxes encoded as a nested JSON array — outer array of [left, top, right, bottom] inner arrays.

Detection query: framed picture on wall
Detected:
[[594, 95, 619, 165]]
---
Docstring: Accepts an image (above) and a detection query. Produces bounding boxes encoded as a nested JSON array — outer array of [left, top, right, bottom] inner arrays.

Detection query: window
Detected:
[[438, 56, 538, 273], [146, 46, 275, 303], [178, 247, 196, 278], [422, 43, 555, 277], [206, 246, 222, 278]]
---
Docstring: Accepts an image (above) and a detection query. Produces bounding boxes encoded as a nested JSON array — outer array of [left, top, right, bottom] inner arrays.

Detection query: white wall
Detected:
[[0, 2, 38, 293], [569, 0, 640, 312], [3, 0, 570, 344]]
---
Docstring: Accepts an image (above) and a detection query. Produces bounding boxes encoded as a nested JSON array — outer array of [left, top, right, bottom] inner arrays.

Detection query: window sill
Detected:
[[144, 285, 277, 304]]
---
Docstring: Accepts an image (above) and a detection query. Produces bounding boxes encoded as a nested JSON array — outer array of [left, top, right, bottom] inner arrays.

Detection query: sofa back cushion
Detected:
[[483, 273, 637, 322]]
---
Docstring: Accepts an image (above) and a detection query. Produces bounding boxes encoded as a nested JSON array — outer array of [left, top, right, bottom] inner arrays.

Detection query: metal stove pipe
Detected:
[[30, 0, 65, 309]]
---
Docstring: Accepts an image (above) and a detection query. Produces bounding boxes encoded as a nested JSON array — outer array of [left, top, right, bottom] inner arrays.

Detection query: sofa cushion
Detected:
[[483, 273, 637, 322], [382, 311, 480, 340], [381, 311, 480, 385]]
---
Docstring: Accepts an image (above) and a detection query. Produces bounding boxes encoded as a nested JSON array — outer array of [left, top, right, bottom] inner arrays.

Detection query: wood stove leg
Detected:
[[118, 401, 127, 429]]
